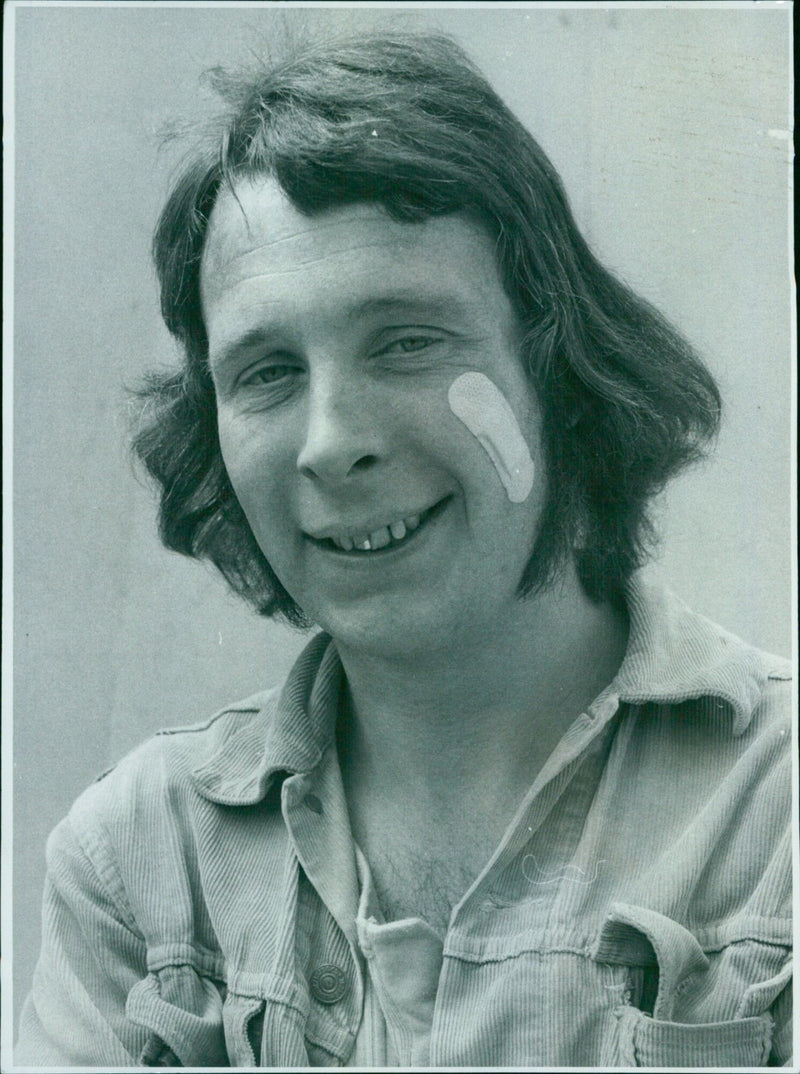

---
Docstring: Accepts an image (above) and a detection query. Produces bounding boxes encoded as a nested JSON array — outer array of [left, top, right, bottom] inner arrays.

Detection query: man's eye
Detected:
[[241, 364, 299, 386], [378, 335, 439, 357]]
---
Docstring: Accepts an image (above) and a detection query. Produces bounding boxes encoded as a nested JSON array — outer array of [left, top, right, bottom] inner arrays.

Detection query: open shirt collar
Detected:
[[189, 575, 768, 805]]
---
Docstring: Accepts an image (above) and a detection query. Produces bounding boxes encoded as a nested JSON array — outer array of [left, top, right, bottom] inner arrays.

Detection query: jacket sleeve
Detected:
[[770, 976, 793, 1067], [15, 813, 151, 1067]]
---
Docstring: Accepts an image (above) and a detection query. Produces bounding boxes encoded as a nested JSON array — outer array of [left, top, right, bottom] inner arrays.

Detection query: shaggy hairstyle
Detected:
[[133, 32, 721, 626]]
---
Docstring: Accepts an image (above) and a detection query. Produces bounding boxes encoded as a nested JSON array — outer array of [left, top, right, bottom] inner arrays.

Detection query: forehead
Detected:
[[199, 177, 516, 336]]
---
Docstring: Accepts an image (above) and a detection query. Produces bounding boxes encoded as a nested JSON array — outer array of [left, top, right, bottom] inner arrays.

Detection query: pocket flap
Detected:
[[222, 993, 264, 1067], [595, 903, 708, 1019]]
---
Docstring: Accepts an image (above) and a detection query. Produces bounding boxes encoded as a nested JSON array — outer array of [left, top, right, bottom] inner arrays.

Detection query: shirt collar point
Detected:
[[614, 573, 770, 735], [187, 634, 337, 805]]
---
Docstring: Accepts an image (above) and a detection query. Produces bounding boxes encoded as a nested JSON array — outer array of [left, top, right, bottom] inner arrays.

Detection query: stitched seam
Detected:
[[155, 707, 262, 737], [692, 926, 793, 952], [68, 816, 142, 936], [146, 951, 226, 979], [442, 942, 593, 965]]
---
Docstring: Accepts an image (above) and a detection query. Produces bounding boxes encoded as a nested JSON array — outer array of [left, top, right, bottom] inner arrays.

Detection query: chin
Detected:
[[314, 601, 448, 660]]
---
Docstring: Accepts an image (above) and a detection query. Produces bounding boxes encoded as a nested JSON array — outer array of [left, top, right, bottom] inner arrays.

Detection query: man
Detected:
[[17, 33, 792, 1067]]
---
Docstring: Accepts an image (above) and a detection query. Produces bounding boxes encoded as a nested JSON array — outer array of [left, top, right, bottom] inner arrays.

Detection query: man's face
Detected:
[[201, 177, 548, 659]]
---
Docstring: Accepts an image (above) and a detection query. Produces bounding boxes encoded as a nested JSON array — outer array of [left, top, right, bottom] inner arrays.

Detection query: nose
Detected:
[[296, 374, 381, 485]]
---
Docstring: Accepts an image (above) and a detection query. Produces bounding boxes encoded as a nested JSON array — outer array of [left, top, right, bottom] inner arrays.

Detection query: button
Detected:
[[303, 794, 323, 814], [310, 964, 348, 1004]]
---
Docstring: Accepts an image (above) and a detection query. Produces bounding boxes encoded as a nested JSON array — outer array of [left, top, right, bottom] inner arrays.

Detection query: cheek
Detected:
[[216, 416, 286, 525], [217, 420, 252, 501], [447, 372, 535, 503]]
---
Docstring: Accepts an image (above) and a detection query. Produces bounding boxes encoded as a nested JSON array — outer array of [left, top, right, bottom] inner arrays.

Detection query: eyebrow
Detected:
[[346, 293, 475, 320], [209, 290, 479, 375], [210, 327, 278, 376]]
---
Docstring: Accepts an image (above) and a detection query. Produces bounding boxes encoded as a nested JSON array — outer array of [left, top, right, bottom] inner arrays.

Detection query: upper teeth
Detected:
[[332, 513, 422, 552]]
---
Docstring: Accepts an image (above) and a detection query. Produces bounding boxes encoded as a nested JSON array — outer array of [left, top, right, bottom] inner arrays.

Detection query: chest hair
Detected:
[[360, 836, 488, 934]]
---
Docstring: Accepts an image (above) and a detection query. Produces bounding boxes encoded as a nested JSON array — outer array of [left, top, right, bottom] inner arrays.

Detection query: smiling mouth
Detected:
[[310, 499, 448, 555]]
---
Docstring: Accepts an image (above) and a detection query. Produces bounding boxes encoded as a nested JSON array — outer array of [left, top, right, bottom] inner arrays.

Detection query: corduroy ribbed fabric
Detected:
[[16, 577, 793, 1067]]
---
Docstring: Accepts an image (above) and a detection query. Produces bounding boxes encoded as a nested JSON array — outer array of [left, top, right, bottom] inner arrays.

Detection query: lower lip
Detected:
[[309, 499, 450, 562]]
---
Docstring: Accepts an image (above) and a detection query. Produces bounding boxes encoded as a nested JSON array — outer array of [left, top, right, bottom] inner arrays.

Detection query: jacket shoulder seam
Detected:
[[58, 812, 144, 937]]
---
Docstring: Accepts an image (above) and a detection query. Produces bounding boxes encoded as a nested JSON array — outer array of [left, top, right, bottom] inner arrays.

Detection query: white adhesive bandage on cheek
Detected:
[[447, 372, 535, 503]]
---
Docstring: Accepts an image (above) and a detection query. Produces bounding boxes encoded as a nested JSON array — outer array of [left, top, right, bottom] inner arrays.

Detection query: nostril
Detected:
[[351, 454, 378, 473], [297, 448, 379, 483]]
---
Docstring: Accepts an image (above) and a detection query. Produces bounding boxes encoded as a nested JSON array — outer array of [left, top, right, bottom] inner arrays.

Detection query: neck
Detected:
[[335, 564, 629, 812]]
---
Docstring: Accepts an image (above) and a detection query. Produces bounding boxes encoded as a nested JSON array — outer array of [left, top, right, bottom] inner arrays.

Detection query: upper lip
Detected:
[[303, 501, 441, 543]]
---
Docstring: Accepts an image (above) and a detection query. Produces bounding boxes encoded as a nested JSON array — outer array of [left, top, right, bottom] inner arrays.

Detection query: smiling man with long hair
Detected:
[[17, 33, 792, 1068]]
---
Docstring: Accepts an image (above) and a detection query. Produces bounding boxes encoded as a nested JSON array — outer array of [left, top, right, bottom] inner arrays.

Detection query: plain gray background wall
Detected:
[[10, 3, 793, 1031]]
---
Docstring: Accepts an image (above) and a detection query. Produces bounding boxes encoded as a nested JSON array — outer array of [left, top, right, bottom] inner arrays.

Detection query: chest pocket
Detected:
[[613, 1006, 772, 1067], [595, 903, 782, 1067]]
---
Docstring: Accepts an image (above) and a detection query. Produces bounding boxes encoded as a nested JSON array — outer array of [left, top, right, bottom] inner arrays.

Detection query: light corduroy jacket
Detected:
[[17, 580, 793, 1067]]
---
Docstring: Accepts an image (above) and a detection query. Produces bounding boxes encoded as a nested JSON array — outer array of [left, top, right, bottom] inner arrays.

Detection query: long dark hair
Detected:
[[133, 33, 721, 624]]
